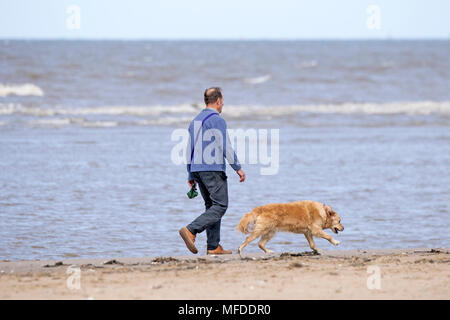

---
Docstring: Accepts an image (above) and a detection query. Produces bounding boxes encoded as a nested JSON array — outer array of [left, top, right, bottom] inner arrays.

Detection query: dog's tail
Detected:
[[236, 210, 259, 234]]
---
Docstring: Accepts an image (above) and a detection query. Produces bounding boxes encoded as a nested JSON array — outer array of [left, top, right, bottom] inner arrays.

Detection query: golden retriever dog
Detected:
[[236, 200, 344, 254]]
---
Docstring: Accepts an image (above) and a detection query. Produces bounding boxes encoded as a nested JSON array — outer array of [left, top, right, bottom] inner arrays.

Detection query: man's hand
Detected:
[[237, 169, 246, 183], [188, 180, 197, 188]]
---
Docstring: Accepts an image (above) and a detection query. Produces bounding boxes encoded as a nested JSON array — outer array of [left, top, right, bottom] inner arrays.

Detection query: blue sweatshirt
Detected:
[[187, 108, 241, 180]]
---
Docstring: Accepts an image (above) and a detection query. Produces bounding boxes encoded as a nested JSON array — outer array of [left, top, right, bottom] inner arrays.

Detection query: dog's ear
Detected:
[[324, 205, 334, 216]]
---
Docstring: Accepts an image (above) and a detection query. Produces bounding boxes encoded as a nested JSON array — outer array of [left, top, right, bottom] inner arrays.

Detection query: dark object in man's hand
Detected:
[[187, 184, 198, 199]]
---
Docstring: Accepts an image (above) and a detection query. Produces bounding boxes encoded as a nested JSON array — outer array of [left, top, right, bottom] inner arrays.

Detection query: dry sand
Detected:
[[0, 248, 449, 300]]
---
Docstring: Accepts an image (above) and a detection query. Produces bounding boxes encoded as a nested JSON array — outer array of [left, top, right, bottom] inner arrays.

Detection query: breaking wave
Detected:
[[0, 83, 44, 97], [1, 101, 449, 118], [244, 75, 271, 84], [1, 101, 449, 128], [228, 101, 450, 116], [0, 103, 198, 116]]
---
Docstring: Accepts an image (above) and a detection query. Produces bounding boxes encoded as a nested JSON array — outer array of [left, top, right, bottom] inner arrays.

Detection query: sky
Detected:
[[0, 0, 449, 39]]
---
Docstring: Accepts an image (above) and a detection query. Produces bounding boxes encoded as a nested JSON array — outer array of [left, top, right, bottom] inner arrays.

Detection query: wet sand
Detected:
[[0, 248, 449, 300]]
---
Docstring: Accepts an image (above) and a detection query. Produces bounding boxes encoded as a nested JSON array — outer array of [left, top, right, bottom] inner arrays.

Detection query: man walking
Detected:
[[179, 87, 246, 255]]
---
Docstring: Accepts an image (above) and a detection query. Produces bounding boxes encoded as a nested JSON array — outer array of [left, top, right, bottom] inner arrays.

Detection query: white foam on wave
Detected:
[[224, 101, 450, 117], [27, 118, 119, 128], [3, 100, 447, 129], [82, 121, 118, 128], [244, 75, 271, 84], [297, 60, 318, 69], [0, 103, 199, 116], [0, 84, 44, 97], [25, 117, 191, 128], [28, 118, 73, 127], [1, 101, 450, 121]]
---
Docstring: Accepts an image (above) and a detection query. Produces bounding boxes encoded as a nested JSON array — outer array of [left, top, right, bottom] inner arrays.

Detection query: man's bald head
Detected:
[[204, 87, 223, 106]]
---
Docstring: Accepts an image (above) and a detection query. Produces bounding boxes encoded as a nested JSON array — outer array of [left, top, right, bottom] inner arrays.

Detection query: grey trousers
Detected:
[[186, 171, 228, 250]]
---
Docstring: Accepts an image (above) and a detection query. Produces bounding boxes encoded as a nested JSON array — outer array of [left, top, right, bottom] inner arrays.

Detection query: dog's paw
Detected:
[[332, 240, 340, 246]]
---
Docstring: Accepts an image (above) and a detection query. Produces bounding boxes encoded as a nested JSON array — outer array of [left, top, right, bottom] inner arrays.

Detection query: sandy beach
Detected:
[[0, 248, 448, 300]]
